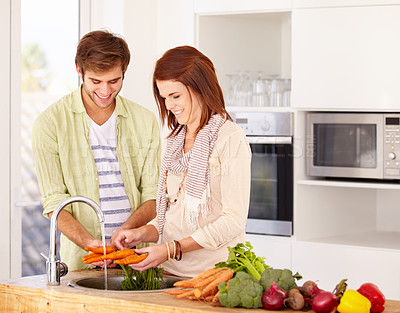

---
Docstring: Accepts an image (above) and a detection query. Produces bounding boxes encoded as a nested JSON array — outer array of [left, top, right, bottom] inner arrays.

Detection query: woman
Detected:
[[111, 46, 251, 277]]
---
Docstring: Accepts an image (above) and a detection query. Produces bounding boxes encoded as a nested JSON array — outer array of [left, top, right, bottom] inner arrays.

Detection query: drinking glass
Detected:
[[282, 79, 291, 107], [253, 72, 270, 107], [237, 71, 253, 106], [225, 73, 239, 106], [270, 78, 284, 107]]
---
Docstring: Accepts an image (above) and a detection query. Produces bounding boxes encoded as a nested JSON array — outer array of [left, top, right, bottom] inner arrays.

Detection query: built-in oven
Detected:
[[230, 111, 293, 236]]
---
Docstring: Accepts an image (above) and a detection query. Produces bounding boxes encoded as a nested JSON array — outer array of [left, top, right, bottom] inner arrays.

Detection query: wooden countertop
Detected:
[[1, 268, 400, 313]]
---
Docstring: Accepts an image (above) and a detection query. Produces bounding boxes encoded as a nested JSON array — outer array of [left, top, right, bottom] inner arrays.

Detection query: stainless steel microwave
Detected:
[[307, 112, 400, 180]]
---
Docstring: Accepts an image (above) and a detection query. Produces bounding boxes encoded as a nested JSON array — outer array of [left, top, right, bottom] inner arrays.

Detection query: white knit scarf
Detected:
[[156, 114, 226, 236]]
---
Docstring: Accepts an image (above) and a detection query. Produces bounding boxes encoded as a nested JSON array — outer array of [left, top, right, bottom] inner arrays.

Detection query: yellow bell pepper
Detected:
[[337, 289, 371, 313]]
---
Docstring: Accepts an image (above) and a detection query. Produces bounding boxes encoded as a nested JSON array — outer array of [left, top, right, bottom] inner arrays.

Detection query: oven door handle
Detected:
[[246, 136, 292, 144]]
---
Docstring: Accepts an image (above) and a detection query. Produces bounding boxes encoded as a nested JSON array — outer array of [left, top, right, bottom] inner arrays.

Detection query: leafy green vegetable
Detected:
[[218, 271, 264, 309], [260, 268, 302, 292], [121, 265, 135, 290], [120, 265, 164, 291], [215, 241, 269, 280]]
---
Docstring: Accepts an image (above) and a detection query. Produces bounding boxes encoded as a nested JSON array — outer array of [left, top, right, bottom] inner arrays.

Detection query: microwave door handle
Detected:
[[246, 136, 292, 144]]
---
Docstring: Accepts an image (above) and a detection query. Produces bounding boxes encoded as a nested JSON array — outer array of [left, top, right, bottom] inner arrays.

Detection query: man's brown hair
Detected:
[[75, 30, 130, 75]]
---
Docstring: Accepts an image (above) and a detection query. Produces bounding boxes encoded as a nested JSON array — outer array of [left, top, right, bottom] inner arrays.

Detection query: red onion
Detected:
[[261, 281, 288, 310], [311, 290, 338, 313]]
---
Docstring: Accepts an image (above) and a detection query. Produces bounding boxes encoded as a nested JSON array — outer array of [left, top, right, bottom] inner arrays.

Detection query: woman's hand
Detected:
[[128, 244, 169, 272], [111, 225, 147, 250]]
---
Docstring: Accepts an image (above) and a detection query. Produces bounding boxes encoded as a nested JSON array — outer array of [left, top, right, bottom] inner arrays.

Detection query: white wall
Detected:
[[156, 0, 195, 55], [0, 0, 20, 280], [0, 0, 11, 280], [122, 0, 195, 142], [122, 0, 158, 117]]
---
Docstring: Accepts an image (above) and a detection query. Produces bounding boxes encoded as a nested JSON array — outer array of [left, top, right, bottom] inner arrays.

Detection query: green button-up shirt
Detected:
[[32, 87, 160, 270]]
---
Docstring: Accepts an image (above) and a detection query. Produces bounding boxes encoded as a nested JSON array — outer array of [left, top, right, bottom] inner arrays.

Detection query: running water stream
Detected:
[[101, 222, 108, 290]]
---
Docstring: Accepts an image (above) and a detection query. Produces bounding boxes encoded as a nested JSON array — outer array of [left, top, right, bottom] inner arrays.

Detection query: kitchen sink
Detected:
[[68, 274, 181, 293]]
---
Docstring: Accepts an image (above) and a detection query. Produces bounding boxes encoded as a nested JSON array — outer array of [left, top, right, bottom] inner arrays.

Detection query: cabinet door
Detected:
[[246, 234, 292, 269], [292, 5, 400, 110], [292, 241, 400, 300], [194, 0, 291, 14]]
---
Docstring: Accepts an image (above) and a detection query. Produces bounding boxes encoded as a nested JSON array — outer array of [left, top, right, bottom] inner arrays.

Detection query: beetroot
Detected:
[[301, 280, 321, 298], [311, 290, 338, 313], [261, 281, 288, 310], [284, 288, 305, 310]]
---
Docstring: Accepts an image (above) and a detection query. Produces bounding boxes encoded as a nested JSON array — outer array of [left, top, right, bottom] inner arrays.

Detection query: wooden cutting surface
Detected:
[[1, 268, 400, 313]]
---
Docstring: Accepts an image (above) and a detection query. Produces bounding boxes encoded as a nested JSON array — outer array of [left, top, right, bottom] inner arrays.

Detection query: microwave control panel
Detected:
[[384, 114, 400, 178]]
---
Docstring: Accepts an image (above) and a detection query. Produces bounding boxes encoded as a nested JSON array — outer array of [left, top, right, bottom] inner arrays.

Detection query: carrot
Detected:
[[176, 289, 195, 299], [194, 288, 203, 298], [201, 269, 234, 297], [83, 254, 103, 264], [194, 274, 220, 288], [165, 289, 189, 295], [84, 245, 116, 254], [174, 267, 227, 288], [101, 249, 136, 260], [173, 280, 196, 288], [114, 253, 148, 265], [83, 254, 104, 264], [204, 295, 215, 302], [192, 267, 223, 280], [82, 252, 102, 261], [212, 291, 220, 303]]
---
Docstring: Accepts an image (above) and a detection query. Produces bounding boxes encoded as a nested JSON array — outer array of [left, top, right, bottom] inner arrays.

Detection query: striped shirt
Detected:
[[89, 110, 131, 243]]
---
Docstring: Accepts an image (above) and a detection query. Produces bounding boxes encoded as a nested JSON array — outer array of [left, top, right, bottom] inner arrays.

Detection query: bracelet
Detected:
[[171, 240, 176, 260], [174, 240, 182, 261], [165, 242, 171, 261]]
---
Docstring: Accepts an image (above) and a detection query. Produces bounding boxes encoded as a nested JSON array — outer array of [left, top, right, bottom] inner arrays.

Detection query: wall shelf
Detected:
[[301, 230, 400, 251], [297, 179, 400, 190]]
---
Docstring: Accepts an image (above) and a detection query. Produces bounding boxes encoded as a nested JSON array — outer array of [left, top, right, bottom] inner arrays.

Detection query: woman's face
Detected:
[[156, 80, 202, 132]]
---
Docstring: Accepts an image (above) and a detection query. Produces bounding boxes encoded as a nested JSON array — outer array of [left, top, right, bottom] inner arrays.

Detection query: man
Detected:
[[32, 30, 160, 270]]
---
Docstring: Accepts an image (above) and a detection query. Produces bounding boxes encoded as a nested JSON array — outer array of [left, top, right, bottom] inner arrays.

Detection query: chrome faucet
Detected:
[[44, 196, 105, 286]]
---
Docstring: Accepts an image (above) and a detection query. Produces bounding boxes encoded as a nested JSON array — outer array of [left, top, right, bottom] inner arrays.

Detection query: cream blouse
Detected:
[[148, 120, 252, 277]]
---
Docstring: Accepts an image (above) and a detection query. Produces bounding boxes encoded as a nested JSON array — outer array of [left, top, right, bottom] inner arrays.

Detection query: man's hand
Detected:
[[111, 227, 144, 250], [84, 240, 117, 268]]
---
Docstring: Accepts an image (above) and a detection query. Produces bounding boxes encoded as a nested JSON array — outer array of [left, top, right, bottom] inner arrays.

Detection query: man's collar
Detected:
[[70, 85, 128, 118]]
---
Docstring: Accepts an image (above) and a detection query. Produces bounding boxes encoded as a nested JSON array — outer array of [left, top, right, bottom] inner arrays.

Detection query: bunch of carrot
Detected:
[[82, 246, 148, 265], [165, 267, 234, 304]]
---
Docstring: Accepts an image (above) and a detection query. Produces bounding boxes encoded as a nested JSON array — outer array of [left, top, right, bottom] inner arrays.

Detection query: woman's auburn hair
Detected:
[[152, 45, 231, 137], [75, 30, 131, 75]]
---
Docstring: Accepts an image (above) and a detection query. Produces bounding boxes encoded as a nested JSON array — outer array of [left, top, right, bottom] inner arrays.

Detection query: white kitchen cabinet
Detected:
[[293, 0, 400, 8], [246, 234, 292, 270], [291, 5, 400, 110], [194, 0, 291, 14], [196, 11, 291, 105], [292, 109, 400, 300], [292, 240, 400, 300], [295, 178, 400, 249]]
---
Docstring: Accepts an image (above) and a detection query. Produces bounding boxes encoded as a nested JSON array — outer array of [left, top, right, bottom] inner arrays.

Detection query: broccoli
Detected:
[[218, 271, 264, 309], [260, 268, 302, 292]]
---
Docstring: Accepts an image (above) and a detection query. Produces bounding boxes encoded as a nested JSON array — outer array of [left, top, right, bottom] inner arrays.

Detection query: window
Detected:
[[20, 0, 79, 276]]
